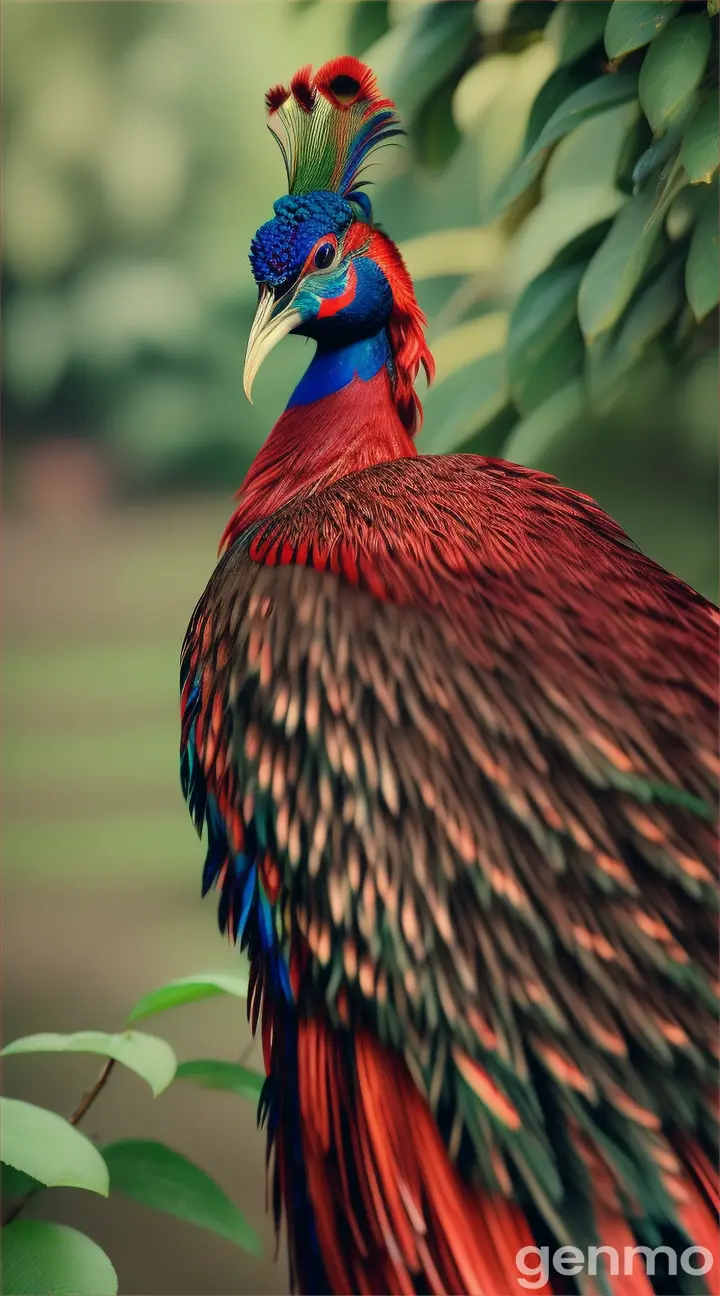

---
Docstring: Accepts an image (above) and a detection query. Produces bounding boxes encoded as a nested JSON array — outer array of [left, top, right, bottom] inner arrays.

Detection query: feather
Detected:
[[181, 454, 718, 1289], [181, 55, 719, 1288], [265, 56, 402, 198]]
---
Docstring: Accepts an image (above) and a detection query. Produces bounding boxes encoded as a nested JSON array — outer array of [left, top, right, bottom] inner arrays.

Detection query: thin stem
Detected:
[[2, 1058, 117, 1227], [69, 1057, 116, 1127]]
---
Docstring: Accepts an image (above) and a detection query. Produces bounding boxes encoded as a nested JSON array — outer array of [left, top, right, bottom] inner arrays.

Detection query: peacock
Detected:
[[180, 57, 719, 1296]]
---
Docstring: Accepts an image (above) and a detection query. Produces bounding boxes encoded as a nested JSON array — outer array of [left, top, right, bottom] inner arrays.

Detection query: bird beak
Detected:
[[243, 286, 303, 404]]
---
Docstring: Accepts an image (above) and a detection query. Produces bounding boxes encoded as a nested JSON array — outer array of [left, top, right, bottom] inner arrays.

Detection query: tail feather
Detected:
[[676, 1141, 719, 1273], [268, 1012, 720, 1295], [291, 1016, 551, 1294]]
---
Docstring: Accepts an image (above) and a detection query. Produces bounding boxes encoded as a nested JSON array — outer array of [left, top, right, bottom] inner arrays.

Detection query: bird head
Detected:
[[244, 57, 434, 433]]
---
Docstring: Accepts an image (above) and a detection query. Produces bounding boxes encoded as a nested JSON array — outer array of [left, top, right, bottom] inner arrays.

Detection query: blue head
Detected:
[[244, 190, 394, 400]]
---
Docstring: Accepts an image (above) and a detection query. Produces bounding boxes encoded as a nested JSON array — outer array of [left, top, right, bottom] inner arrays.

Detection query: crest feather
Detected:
[[265, 56, 402, 198]]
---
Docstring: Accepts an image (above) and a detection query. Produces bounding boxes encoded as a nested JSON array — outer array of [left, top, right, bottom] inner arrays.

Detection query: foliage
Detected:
[[1, 973, 263, 1295], [362, 0, 718, 476], [2, 1, 354, 492], [3, 0, 717, 536]]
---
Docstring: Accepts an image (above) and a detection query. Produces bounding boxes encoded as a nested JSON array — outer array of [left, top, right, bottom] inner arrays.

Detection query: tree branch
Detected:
[[2, 1057, 116, 1227]]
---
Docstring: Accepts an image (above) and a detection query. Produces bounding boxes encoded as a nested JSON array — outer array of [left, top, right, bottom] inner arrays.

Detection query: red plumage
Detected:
[[182, 55, 720, 1296], [290, 65, 316, 113]]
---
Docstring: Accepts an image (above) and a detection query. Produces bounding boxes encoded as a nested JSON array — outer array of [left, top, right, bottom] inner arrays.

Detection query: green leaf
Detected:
[[681, 98, 720, 184], [460, 403, 520, 458], [542, 101, 640, 194], [126, 971, 249, 1024], [502, 378, 586, 466], [102, 1139, 261, 1254], [523, 64, 594, 152], [399, 228, 504, 281], [508, 186, 625, 295], [632, 123, 687, 191], [419, 351, 507, 454], [431, 312, 509, 383], [507, 264, 585, 414], [348, 0, 389, 57], [175, 1059, 265, 1102], [2, 1031, 177, 1097], [605, 1, 682, 61], [491, 73, 639, 214], [546, 1, 610, 65], [578, 166, 686, 341], [453, 53, 516, 133], [638, 14, 711, 135], [384, 0, 476, 121], [0, 1098, 109, 1196], [413, 75, 461, 170], [1, 1221, 117, 1296], [616, 259, 685, 356], [587, 261, 684, 404], [709, 0, 719, 17], [686, 188, 719, 320], [2, 1164, 42, 1198]]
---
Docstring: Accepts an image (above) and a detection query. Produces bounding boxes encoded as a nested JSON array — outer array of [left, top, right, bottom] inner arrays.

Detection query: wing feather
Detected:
[[181, 455, 718, 1260]]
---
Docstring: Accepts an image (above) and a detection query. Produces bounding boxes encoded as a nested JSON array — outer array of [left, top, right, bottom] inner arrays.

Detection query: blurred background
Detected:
[[3, 2, 717, 1293]]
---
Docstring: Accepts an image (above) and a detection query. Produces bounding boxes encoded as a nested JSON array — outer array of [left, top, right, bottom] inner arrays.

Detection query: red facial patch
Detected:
[[317, 260, 357, 319]]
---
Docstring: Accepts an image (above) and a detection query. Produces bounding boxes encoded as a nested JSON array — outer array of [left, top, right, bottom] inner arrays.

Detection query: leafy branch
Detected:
[[1, 972, 263, 1296], [2, 1058, 116, 1229]]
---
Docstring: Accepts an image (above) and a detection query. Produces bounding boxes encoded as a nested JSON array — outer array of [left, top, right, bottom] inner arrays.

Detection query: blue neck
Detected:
[[286, 329, 391, 409]]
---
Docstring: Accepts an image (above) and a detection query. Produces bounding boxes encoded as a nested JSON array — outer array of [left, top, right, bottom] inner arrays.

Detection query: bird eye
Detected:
[[314, 242, 335, 271]]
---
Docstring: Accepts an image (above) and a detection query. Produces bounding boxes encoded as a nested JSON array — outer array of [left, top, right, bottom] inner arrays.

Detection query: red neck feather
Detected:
[[342, 223, 435, 436], [220, 367, 416, 552]]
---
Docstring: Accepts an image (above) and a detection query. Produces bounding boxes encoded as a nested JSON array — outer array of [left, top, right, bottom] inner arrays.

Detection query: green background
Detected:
[[3, 2, 717, 1293]]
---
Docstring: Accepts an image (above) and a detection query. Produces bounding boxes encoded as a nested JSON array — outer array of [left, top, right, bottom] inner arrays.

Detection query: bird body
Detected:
[[181, 57, 719, 1295]]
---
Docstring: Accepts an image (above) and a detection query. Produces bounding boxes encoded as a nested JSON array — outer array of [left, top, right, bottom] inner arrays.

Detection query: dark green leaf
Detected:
[[126, 971, 248, 1024], [587, 261, 684, 404], [638, 14, 711, 135], [504, 2, 555, 42], [681, 98, 719, 184], [348, 0, 389, 58], [412, 75, 461, 170], [2, 1030, 176, 1097], [1, 1221, 117, 1296], [617, 111, 653, 193], [2, 1165, 41, 1198], [551, 219, 616, 268], [102, 1139, 261, 1254], [502, 378, 586, 466], [175, 1059, 265, 1102], [491, 73, 638, 214], [419, 351, 507, 454], [546, 1, 610, 64], [543, 101, 639, 194], [578, 164, 687, 340], [431, 313, 509, 380], [1, 1098, 108, 1196], [616, 259, 685, 355], [605, 1, 682, 61], [586, 333, 639, 410], [632, 125, 686, 191], [508, 265, 585, 414], [384, 1, 476, 122], [686, 186, 719, 320], [523, 64, 590, 152], [461, 403, 519, 458]]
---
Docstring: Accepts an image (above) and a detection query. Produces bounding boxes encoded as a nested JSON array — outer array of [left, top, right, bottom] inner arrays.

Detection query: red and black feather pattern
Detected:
[[181, 454, 719, 1294]]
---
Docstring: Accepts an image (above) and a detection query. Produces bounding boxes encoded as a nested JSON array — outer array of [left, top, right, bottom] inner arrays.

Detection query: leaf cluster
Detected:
[[362, 0, 718, 462], [1, 972, 263, 1295]]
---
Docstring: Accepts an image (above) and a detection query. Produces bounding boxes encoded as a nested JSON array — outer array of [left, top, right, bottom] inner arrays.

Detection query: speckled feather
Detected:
[[181, 454, 719, 1293]]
